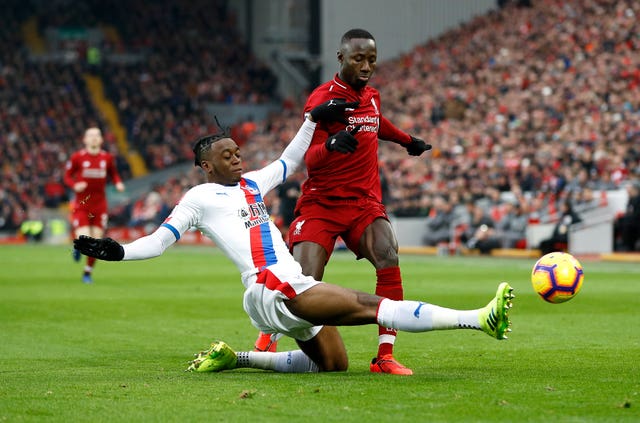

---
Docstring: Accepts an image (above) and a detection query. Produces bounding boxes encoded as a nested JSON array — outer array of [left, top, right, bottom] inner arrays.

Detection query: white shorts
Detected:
[[242, 263, 323, 341]]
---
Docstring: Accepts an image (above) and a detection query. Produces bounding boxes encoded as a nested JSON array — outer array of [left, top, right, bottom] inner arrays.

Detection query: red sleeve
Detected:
[[303, 126, 332, 168], [378, 115, 411, 145], [302, 87, 346, 169], [107, 153, 123, 184], [63, 154, 79, 189]]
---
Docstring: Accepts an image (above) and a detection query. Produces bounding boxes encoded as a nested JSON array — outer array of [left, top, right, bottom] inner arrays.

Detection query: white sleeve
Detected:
[[122, 225, 178, 260], [278, 118, 316, 175]]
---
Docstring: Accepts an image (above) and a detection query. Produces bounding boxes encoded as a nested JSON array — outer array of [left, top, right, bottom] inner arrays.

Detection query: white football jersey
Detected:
[[160, 160, 302, 281]]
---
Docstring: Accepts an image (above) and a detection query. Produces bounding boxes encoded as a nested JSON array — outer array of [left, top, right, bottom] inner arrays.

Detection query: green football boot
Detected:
[[479, 282, 514, 340], [187, 341, 238, 372]]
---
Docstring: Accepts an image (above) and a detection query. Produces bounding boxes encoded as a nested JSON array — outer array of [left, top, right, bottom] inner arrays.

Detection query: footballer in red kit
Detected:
[[254, 29, 432, 375], [300, 74, 409, 202], [64, 127, 125, 283]]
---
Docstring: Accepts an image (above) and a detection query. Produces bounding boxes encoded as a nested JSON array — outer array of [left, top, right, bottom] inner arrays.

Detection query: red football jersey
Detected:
[[64, 149, 122, 211], [302, 74, 409, 201]]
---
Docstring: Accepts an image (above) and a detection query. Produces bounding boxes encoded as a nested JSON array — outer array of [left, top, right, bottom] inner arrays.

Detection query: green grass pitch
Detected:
[[1, 244, 638, 422]]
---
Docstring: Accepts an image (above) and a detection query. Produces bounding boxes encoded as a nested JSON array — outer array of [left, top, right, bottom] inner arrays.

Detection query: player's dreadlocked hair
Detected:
[[192, 117, 230, 167], [341, 28, 375, 44]]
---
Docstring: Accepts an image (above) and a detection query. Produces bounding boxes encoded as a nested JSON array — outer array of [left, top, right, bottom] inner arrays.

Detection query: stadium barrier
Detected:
[[0, 231, 26, 244], [568, 208, 615, 255]]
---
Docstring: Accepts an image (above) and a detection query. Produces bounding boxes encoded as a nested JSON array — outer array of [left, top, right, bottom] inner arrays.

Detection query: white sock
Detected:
[[236, 350, 319, 373], [378, 334, 396, 345], [377, 299, 480, 332]]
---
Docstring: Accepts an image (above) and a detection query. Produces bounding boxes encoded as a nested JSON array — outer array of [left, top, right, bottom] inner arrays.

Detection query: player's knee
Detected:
[[302, 261, 325, 280], [318, 354, 349, 372], [373, 246, 399, 268], [74, 227, 91, 237]]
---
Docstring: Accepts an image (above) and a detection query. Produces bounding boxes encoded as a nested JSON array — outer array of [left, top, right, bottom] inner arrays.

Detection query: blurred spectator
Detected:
[[449, 190, 470, 227], [422, 195, 454, 246], [129, 191, 168, 229], [496, 201, 528, 248], [539, 200, 583, 255], [43, 170, 69, 208], [614, 182, 640, 251], [391, 194, 432, 218], [461, 201, 501, 254], [572, 188, 601, 214], [0, 194, 24, 232]]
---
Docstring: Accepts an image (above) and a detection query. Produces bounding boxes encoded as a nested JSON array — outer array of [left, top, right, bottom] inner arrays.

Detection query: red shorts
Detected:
[[71, 207, 108, 231], [288, 196, 389, 258]]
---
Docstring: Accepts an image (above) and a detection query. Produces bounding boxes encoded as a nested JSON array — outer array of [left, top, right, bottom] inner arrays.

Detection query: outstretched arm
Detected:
[[74, 225, 178, 261], [379, 115, 411, 145], [379, 116, 432, 156], [278, 118, 317, 174], [122, 226, 178, 260]]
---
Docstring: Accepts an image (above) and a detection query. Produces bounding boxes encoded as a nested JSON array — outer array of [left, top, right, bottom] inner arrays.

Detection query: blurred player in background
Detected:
[[64, 127, 125, 283], [255, 28, 432, 375]]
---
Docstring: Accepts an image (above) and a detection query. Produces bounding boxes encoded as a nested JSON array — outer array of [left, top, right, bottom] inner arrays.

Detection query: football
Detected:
[[531, 252, 584, 303]]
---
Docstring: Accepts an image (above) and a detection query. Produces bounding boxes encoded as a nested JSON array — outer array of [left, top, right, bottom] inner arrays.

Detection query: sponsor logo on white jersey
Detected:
[[238, 208, 250, 220]]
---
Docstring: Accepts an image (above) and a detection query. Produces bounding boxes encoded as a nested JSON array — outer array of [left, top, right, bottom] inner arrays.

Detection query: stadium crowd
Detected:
[[1, 0, 639, 251], [372, 0, 640, 251], [0, 4, 111, 233], [95, 0, 278, 170]]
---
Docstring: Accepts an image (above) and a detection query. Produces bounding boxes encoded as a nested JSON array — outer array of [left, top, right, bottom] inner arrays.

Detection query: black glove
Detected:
[[74, 235, 125, 261], [325, 125, 361, 154], [309, 98, 359, 124], [405, 136, 432, 156]]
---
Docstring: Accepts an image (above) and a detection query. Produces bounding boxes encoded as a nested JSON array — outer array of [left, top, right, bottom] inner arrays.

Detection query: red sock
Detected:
[[375, 266, 403, 357], [87, 256, 96, 271]]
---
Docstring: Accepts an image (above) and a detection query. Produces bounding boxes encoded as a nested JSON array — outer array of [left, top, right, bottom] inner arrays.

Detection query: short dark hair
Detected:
[[192, 132, 229, 167], [341, 28, 375, 45], [192, 116, 230, 167]]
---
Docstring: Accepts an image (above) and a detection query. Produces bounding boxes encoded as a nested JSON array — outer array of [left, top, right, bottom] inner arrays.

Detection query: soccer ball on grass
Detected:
[[531, 252, 584, 303]]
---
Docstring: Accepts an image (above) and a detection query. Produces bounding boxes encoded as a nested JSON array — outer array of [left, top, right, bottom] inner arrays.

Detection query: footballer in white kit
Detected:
[[118, 118, 324, 341]]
